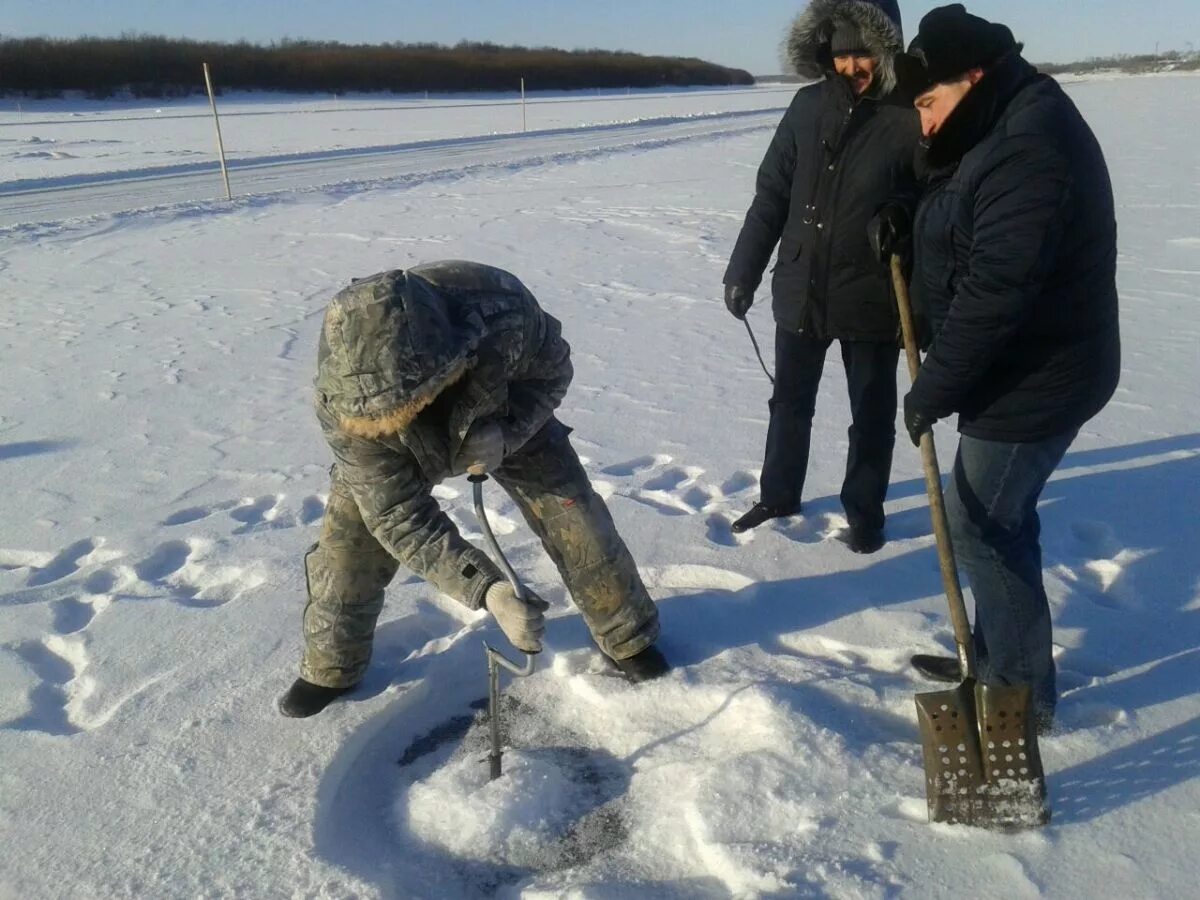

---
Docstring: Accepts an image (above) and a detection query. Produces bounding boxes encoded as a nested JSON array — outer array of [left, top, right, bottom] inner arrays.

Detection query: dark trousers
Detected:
[[945, 430, 1077, 718], [760, 328, 899, 532]]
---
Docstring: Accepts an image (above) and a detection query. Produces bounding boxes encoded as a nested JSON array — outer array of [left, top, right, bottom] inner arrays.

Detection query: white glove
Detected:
[[455, 421, 506, 476], [484, 581, 549, 654]]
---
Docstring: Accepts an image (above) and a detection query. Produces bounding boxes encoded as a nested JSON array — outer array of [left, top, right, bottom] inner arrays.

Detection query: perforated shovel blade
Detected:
[[974, 682, 1049, 829], [916, 681, 987, 825], [916, 679, 1049, 828]]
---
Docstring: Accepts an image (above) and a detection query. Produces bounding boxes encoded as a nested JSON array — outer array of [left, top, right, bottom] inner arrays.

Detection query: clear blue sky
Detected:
[[2, 1, 1196, 74]]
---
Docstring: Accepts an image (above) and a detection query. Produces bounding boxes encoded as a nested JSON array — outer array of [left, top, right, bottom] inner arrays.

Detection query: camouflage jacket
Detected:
[[313, 261, 573, 608]]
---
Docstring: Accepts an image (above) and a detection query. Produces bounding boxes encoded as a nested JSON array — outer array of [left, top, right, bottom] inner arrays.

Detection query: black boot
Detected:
[[910, 654, 961, 683], [912, 657, 1057, 735], [731, 502, 802, 534], [844, 525, 885, 554], [611, 645, 670, 683], [278, 678, 353, 718]]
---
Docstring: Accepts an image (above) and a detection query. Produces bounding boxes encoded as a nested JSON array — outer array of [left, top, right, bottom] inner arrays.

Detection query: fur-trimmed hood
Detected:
[[786, 0, 905, 96], [314, 268, 483, 439], [315, 261, 574, 490]]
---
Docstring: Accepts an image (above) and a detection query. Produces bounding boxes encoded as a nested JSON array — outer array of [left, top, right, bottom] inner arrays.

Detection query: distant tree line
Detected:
[[0, 35, 755, 98], [1037, 51, 1200, 76], [755, 50, 1200, 83]]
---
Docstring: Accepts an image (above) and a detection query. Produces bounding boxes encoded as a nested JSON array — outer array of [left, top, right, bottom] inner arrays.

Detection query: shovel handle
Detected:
[[891, 256, 977, 680]]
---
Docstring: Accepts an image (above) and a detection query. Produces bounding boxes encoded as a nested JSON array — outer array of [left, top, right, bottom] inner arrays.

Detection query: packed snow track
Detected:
[[0, 110, 781, 230]]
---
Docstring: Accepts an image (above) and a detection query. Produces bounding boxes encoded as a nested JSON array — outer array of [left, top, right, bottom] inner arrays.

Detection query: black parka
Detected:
[[724, 0, 921, 342], [909, 53, 1121, 442]]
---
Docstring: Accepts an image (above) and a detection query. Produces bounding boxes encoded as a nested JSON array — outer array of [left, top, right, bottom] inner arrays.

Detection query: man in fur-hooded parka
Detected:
[[723, 0, 921, 549], [280, 262, 661, 716]]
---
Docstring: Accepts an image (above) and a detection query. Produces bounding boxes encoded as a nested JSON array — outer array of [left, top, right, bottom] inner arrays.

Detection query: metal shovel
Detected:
[[469, 473, 537, 781], [891, 257, 1049, 828]]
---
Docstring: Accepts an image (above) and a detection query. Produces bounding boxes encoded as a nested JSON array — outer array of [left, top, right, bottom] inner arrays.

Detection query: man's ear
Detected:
[[966, 67, 986, 85]]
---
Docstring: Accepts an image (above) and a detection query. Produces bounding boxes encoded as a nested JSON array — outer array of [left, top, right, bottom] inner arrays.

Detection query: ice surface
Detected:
[[1, 76, 1198, 898]]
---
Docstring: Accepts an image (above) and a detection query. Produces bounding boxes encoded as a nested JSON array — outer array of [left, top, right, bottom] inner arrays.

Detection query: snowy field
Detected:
[[0, 86, 795, 185], [0, 77, 1198, 898]]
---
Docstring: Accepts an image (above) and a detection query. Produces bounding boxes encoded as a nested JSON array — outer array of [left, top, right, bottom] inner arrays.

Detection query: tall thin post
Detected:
[[202, 62, 233, 202], [521, 77, 527, 133]]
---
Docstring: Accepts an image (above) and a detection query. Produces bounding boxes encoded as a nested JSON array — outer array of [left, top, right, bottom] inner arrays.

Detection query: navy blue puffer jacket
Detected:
[[909, 52, 1121, 441]]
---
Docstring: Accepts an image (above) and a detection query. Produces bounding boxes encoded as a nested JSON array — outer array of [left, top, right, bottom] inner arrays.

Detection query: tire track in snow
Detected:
[[0, 111, 781, 231]]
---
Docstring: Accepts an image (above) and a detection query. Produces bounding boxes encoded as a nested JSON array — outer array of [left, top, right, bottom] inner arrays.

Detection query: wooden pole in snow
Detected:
[[202, 62, 233, 201], [521, 77, 527, 132]]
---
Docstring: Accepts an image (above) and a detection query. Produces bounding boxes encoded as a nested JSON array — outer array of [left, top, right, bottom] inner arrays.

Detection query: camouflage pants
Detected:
[[301, 422, 660, 688]]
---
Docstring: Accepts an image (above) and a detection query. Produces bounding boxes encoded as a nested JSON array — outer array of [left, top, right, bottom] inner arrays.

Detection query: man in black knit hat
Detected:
[[881, 5, 1121, 729], [723, 1, 921, 553]]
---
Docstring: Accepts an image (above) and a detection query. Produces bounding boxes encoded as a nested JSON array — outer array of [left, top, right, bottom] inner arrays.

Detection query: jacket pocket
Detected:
[[772, 234, 804, 272]]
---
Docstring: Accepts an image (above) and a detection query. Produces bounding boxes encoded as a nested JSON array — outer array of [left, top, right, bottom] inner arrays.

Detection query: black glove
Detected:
[[724, 284, 754, 320], [903, 392, 937, 447], [868, 203, 912, 264]]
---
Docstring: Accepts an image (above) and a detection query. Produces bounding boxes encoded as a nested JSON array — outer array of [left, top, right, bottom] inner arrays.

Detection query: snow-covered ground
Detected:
[[0, 86, 795, 184], [0, 77, 1197, 898], [1060, 69, 1200, 84]]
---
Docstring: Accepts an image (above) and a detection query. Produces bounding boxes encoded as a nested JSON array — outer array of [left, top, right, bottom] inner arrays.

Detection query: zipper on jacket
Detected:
[[812, 102, 868, 328], [799, 106, 850, 329]]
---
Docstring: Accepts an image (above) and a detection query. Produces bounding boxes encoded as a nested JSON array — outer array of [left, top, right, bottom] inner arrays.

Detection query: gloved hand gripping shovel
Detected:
[[891, 256, 1049, 829], [469, 473, 537, 781]]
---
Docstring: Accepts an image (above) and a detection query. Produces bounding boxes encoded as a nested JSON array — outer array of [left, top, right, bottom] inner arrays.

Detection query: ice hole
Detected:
[[399, 746, 628, 873]]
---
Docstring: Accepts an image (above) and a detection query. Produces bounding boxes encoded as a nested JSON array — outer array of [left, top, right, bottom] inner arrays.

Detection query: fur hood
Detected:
[[786, 0, 904, 96], [314, 268, 483, 439]]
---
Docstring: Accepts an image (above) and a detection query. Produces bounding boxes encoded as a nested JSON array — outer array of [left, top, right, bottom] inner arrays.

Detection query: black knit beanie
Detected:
[[908, 4, 1017, 83]]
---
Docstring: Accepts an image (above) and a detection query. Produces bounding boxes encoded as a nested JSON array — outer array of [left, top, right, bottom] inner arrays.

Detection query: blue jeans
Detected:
[[945, 429, 1078, 718]]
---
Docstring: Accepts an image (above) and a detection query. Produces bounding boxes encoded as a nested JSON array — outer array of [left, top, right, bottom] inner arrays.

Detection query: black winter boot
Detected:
[[845, 525, 885, 554], [912, 656, 1056, 736], [910, 654, 961, 683], [611, 645, 671, 683], [731, 502, 802, 534], [278, 678, 353, 718]]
